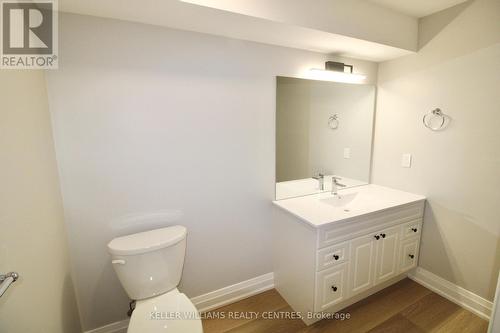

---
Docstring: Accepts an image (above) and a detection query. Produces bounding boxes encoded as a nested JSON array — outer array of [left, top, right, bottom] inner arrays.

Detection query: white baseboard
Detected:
[[84, 272, 274, 333], [408, 267, 493, 320], [191, 272, 275, 313], [84, 319, 129, 333]]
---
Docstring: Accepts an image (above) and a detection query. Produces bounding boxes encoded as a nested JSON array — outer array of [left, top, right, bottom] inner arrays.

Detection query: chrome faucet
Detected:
[[312, 173, 325, 191], [331, 176, 346, 195]]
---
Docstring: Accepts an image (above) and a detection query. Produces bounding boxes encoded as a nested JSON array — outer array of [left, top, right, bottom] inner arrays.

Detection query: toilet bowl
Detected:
[[107, 226, 203, 333], [128, 288, 202, 333]]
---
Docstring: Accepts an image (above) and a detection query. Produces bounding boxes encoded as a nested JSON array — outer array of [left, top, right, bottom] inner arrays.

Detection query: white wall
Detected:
[[373, 0, 500, 301], [0, 71, 81, 333], [46, 13, 377, 330]]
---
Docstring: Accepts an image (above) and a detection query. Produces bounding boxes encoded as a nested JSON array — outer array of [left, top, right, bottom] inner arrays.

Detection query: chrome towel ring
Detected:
[[328, 114, 339, 129], [0, 272, 19, 298], [423, 108, 448, 131]]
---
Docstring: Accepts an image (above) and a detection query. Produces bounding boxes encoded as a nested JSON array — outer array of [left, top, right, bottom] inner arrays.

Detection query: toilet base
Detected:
[[127, 288, 203, 333]]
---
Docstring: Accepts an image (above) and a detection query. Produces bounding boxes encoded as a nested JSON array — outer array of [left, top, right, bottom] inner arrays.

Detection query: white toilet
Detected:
[[107, 225, 203, 333]]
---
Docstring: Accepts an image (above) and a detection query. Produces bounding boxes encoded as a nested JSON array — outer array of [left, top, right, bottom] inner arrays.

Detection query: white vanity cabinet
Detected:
[[272, 191, 424, 325]]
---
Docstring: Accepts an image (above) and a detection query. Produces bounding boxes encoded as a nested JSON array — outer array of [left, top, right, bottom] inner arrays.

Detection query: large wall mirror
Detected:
[[275, 76, 375, 200]]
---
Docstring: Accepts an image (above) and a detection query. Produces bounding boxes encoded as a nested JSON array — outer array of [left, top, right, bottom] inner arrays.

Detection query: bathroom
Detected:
[[0, 0, 499, 332]]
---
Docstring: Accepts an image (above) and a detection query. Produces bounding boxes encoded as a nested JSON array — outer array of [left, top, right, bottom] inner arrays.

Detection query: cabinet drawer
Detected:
[[399, 237, 419, 272], [314, 263, 349, 312], [317, 202, 425, 248], [316, 242, 350, 271], [401, 220, 422, 239]]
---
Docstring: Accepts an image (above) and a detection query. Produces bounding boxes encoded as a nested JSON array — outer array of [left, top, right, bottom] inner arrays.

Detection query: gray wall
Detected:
[[307, 80, 375, 181], [46, 14, 377, 330], [276, 78, 375, 183], [373, 0, 500, 301], [276, 77, 311, 182], [0, 70, 81, 332]]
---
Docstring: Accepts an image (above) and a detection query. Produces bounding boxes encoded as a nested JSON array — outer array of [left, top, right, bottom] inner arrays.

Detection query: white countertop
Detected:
[[273, 184, 425, 228]]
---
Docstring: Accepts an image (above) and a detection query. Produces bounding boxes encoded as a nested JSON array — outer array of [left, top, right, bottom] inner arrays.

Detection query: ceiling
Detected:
[[59, 0, 415, 62], [367, 0, 469, 18]]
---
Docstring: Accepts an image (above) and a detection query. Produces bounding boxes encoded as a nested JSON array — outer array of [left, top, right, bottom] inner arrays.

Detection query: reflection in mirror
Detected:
[[275, 76, 375, 200]]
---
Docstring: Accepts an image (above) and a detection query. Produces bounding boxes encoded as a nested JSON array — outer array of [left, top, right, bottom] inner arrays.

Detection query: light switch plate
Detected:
[[344, 148, 351, 159], [401, 154, 412, 168]]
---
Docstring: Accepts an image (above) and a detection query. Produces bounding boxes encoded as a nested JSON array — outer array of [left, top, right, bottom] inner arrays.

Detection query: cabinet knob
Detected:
[[331, 286, 338, 292], [381, 233, 386, 238], [412, 228, 418, 232], [333, 254, 339, 260], [374, 235, 380, 240], [409, 254, 415, 259]]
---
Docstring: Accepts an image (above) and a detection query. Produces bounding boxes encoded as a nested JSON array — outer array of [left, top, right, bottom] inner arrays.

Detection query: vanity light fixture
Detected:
[[309, 61, 366, 84]]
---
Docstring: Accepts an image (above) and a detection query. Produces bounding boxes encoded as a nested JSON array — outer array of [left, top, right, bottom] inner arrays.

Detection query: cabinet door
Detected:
[[399, 237, 420, 273], [314, 263, 349, 311], [349, 233, 377, 297], [374, 226, 400, 284]]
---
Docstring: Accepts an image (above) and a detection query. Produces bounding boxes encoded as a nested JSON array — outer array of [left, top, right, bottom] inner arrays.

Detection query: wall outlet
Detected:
[[344, 148, 351, 159], [401, 153, 412, 168]]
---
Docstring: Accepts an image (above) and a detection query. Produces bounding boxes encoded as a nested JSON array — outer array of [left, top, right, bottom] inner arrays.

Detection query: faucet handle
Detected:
[[332, 176, 342, 180]]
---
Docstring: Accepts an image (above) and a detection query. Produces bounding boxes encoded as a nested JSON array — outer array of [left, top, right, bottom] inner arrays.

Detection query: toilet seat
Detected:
[[127, 288, 203, 333]]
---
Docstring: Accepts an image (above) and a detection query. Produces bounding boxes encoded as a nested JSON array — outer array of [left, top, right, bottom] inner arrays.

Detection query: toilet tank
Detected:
[[107, 226, 187, 300]]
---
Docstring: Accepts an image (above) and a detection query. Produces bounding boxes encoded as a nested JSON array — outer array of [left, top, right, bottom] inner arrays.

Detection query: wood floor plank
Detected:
[[433, 309, 489, 333], [202, 289, 288, 333], [367, 314, 424, 333], [202, 278, 487, 333], [226, 306, 306, 333], [298, 279, 432, 333], [400, 293, 462, 331]]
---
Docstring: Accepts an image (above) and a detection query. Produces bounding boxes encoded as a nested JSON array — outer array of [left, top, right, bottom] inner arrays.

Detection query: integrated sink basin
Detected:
[[320, 192, 358, 209], [273, 184, 425, 227]]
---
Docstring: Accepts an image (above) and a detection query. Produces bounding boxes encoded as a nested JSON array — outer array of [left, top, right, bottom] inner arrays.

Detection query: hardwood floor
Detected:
[[202, 279, 489, 333]]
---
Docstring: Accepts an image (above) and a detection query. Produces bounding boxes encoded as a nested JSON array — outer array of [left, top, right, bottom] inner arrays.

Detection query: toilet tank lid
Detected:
[[107, 225, 187, 256]]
